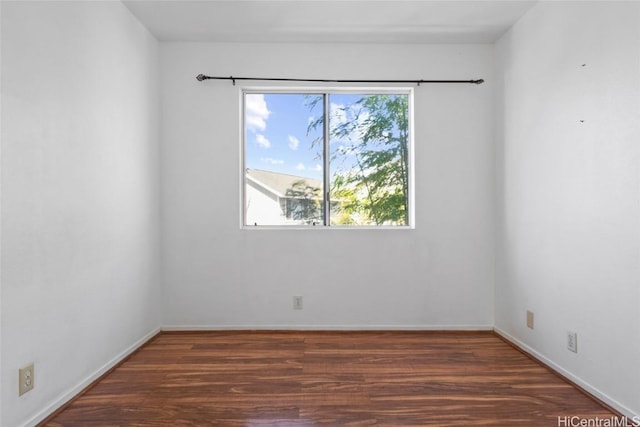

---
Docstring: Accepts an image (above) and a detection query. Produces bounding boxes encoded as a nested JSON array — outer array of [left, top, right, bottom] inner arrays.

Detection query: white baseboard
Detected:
[[161, 324, 495, 331], [23, 327, 161, 427], [493, 327, 639, 420]]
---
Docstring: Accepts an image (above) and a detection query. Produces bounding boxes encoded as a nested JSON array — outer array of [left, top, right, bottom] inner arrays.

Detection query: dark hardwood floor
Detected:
[[42, 331, 617, 426]]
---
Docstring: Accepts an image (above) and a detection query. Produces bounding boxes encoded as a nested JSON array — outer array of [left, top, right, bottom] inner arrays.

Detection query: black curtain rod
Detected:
[[196, 74, 484, 85]]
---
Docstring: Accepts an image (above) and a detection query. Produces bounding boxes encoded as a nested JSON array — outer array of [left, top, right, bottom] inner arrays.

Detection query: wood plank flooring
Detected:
[[43, 331, 617, 426]]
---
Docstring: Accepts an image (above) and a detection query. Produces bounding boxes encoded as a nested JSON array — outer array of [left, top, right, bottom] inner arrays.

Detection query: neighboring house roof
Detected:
[[246, 168, 322, 199]]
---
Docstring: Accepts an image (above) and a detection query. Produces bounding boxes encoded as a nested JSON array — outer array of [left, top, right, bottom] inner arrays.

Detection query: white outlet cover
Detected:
[[526, 310, 534, 329], [19, 364, 34, 396], [567, 332, 578, 353]]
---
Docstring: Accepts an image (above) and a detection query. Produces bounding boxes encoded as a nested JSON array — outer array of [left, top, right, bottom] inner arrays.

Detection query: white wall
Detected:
[[1, 2, 161, 426], [0, 2, 3, 424], [495, 1, 640, 417], [245, 181, 283, 226], [160, 43, 495, 329]]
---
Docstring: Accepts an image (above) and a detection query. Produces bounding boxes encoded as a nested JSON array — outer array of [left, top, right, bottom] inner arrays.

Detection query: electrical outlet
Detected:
[[567, 332, 578, 353], [293, 295, 303, 310], [19, 363, 34, 396], [526, 310, 534, 329]]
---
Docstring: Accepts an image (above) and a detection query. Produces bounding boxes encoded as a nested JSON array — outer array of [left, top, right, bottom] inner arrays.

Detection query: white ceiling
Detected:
[[123, 0, 537, 44]]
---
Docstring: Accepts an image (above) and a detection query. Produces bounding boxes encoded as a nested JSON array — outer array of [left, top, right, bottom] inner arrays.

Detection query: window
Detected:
[[243, 89, 413, 227]]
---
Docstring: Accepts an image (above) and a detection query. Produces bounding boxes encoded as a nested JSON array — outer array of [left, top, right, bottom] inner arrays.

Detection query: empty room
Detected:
[[1, 0, 639, 426]]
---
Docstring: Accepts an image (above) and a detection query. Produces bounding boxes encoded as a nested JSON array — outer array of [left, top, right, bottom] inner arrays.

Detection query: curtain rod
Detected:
[[195, 74, 484, 85]]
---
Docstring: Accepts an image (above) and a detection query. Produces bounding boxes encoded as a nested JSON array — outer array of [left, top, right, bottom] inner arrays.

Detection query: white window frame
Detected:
[[240, 86, 415, 230]]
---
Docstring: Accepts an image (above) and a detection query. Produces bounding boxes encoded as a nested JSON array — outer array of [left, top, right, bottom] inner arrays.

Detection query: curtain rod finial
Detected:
[[474, 79, 485, 84], [196, 74, 207, 81]]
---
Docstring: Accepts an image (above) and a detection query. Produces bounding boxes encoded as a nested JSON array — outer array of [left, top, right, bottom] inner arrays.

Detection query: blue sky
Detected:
[[245, 92, 408, 183], [245, 93, 325, 179], [245, 92, 371, 179]]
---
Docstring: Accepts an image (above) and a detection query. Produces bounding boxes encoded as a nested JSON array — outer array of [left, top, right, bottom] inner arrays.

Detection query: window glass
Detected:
[[244, 90, 411, 227], [244, 93, 323, 226], [327, 94, 409, 226]]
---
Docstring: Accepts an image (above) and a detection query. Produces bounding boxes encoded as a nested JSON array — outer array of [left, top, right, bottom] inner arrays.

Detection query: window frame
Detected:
[[240, 86, 415, 230]]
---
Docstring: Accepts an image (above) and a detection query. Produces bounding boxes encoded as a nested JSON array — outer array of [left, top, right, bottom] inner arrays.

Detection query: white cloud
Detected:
[[245, 94, 270, 132], [260, 157, 284, 165], [356, 110, 370, 140], [329, 103, 351, 144], [337, 145, 360, 156], [314, 164, 323, 172], [255, 134, 270, 148], [288, 135, 300, 150], [295, 163, 306, 171], [329, 103, 369, 145], [330, 103, 347, 129]]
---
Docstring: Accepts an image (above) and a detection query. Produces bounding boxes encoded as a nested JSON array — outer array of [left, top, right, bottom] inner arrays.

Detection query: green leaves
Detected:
[[307, 93, 409, 226]]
